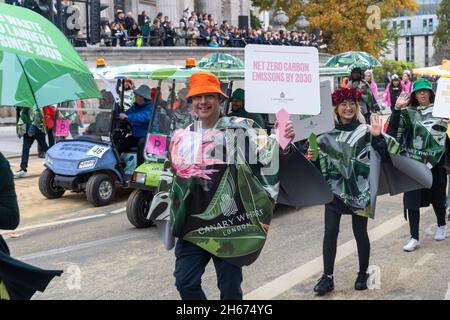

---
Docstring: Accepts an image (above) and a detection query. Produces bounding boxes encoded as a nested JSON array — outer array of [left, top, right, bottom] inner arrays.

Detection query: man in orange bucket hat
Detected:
[[169, 72, 296, 300]]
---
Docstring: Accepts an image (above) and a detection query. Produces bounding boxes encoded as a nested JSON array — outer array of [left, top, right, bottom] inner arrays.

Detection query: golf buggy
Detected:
[[38, 79, 143, 206]]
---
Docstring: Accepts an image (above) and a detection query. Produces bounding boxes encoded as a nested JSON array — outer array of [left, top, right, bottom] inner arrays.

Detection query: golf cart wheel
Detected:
[[39, 169, 65, 199], [126, 189, 154, 228], [86, 174, 116, 207]]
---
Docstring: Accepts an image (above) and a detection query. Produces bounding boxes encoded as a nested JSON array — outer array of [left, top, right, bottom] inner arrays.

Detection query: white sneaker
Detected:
[[13, 170, 26, 178], [403, 238, 420, 252], [434, 225, 447, 241]]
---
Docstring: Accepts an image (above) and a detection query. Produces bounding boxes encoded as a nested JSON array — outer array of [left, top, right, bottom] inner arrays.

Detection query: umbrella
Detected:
[[0, 4, 101, 109], [325, 51, 382, 69], [197, 52, 244, 69]]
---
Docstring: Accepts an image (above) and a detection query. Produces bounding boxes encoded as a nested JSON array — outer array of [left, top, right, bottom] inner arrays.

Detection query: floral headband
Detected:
[[332, 88, 363, 106]]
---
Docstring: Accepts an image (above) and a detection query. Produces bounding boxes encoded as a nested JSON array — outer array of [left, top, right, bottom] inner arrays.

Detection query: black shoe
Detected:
[[38, 152, 45, 159], [313, 274, 334, 295], [354, 272, 369, 291]]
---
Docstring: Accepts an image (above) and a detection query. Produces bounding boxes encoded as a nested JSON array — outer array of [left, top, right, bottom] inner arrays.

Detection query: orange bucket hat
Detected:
[[186, 72, 228, 99]]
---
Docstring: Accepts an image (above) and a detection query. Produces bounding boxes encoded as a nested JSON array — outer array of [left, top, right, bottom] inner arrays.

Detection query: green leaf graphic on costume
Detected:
[[382, 132, 401, 155], [191, 167, 237, 221], [318, 124, 372, 214], [170, 178, 191, 236], [397, 106, 447, 167], [237, 164, 273, 232], [184, 224, 266, 258]]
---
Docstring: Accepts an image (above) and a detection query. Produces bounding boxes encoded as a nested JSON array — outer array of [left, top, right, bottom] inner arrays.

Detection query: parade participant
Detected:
[[229, 88, 266, 128], [43, 105, 56, 149], [382, 74, 403, 112], [347, 66, 380, 122], [402, 70, 412, 93], [14, 108, 48, 178], [169, 72, 295, 300], [117, 84, 157, 166], [364, 69, 379, 105], [0, 151, 62, 300], [309, 87, 400, 295], [387, 78, 448, 251]]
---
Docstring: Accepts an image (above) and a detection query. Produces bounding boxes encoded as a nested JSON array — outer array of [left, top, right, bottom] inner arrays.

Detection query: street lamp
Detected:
[[273, 7, 289, 31], [295, 12, 310, 31]]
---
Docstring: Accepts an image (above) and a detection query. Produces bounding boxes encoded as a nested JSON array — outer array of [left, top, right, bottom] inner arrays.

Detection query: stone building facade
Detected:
[[103, 0, 251, 28]]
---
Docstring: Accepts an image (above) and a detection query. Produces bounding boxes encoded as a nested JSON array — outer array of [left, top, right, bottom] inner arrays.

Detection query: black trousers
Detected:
[[405, 165, 447, 240], [116, 136, 146, 166], [174, 239, 243, 300], [20, 133, 48, 172], [323, 202, 370, 276], [38, 130, 55, 154], [408, 206, 446, 240]]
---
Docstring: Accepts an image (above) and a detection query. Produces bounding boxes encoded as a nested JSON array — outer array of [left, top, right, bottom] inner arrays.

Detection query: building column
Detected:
[[154, 0, 194, 23], [155, 0, 178, 22], [240, 0, 250, 18], [195, 0, 222, 22]]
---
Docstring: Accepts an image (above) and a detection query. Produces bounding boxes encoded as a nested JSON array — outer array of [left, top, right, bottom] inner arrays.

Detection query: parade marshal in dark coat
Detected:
[[0, 151, 63, 300]]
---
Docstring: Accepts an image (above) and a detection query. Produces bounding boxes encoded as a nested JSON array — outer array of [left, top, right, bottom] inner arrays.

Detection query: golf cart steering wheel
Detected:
[[117, 118, 132, 132]]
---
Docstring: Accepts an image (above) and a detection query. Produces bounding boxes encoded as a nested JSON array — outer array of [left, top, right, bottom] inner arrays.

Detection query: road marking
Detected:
[[16, 232, 146, 261], [0, 207, 127, 236], [398, 253, 435, 281], [1, 214, 108, 235], [110, 207, 126, 214], [244, 213, 407, 300], [445, 282, 450, 300]]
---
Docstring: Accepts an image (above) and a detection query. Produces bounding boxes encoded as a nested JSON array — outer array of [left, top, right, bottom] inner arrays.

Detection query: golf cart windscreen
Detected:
[[53, 92, 114, 141]]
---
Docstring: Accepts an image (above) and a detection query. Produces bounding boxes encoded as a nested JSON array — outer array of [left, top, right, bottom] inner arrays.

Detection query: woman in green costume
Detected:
[[388, 78, 448, 252], [309, 87, 399, 295]]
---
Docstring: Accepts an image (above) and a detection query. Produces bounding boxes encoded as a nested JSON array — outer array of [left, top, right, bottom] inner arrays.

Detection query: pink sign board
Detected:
[[145, 134, 167, 156], [55, 120, 70, 137], [276, 108, 291, 150]]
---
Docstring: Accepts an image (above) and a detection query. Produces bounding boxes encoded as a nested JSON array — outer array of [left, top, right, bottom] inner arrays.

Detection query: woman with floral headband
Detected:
[[307, 87, 400, 295]]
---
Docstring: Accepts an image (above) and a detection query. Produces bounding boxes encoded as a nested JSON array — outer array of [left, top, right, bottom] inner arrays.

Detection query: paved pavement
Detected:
[[1, 156, 449, 300]]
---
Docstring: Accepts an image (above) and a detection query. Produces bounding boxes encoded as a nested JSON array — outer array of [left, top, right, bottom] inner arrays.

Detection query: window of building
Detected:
[[423, 19, 427, 32], [406, 37, 410, 61], [425, 35, 429, 66], [400, 20, 405, 32], [429, 18, 433, 32], [411, 37, 415, 61], [395, 38, 399, 61], [407, 20, 411, 32]]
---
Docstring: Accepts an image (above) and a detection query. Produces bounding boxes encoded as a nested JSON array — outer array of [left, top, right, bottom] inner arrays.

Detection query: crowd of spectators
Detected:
[[100, 9, 327, 50]]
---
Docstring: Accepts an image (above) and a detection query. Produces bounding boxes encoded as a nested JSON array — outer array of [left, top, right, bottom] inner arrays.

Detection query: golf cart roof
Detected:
[[91, 64, 349, 81]]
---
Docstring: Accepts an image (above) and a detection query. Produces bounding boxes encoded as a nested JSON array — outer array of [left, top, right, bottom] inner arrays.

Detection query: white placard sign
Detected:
[[269, 81, 334, 141], [86, 145, 110, 158], [245, 44, 321, 115], [433, 77, 450, 118]]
